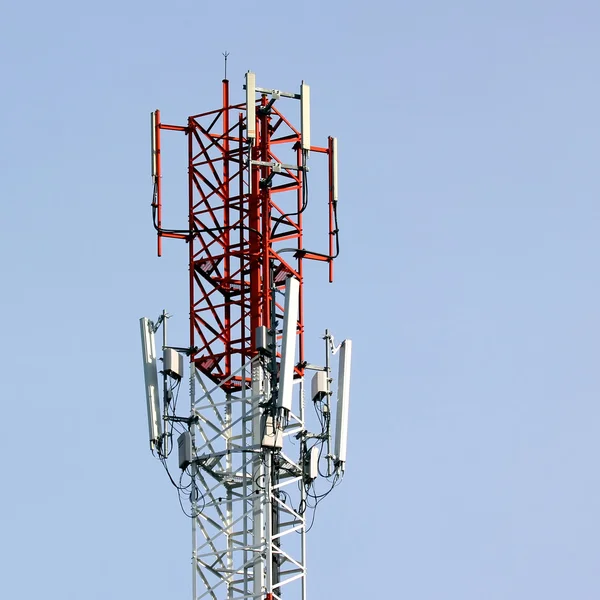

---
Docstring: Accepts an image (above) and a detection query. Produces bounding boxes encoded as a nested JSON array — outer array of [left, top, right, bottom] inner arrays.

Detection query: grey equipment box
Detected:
[[178, 431, 192, 470], [261, 415, 283, 449], [311, 371, 328, 402], [164, 348, 184, 380]]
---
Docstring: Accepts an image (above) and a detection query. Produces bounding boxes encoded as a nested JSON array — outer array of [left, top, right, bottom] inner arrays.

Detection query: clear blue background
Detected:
[[2, 1, 600, 598]]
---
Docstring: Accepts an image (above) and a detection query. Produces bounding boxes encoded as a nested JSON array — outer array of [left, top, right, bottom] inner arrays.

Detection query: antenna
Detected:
[[278, 276, 300, 411], [140, 317, 163, 450], [150, 111, 157, 180], [246, 71, 256, 141], [222, 50, 229, 80], [300, 81, 310, 153], [331, 136, 338, 201], [334, 339, 352, 469]]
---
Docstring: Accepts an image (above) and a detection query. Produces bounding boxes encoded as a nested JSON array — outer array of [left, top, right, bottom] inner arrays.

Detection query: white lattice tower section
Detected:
[[189, 357, 308, 600]]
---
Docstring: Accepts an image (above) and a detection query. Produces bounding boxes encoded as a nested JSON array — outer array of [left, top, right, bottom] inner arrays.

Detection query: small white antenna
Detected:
[[246, 71, 256, 141], [334, 339, 352, 470], [331, 137, 338, 201], [278, 276, 300, 411], [140, 317, 163, 450], [300, 81, 311, 154], [151, 111, 157, 180]]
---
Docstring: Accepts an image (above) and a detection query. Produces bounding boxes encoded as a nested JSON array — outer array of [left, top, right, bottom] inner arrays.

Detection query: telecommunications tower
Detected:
[[140, 71, 352, 600]]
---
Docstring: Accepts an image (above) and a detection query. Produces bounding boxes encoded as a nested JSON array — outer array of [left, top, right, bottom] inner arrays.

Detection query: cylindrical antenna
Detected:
[[300, 81, 311, 154], [331, 137, 338, 201], [151, 111, 157, 180], [246, 71, 256, 141]]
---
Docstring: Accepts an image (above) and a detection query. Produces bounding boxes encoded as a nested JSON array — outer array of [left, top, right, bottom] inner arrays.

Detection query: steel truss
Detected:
[[190, 358, 308, 600], [153, 79, 336, 391]]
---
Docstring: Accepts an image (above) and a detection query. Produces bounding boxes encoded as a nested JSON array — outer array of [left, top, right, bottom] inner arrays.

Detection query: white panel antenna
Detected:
[[277, 276, 300, 411], [140, 317, 163, 449], [331, 137, 338, 201], [246, 71, 256, 141], [334, 339, 352, 469], [300, 81, 310, 153], [151, 111, 157, 179]]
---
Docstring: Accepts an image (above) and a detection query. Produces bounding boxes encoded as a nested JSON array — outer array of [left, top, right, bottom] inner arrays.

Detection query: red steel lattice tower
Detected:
[[152, 75, 337, 390]]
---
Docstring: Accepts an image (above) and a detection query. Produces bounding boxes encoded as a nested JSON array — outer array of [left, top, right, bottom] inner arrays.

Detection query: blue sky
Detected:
[[2, 1, 600, 598]]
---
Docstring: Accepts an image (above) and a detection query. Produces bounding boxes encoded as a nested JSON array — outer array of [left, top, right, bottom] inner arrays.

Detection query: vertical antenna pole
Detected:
[[299, 379, 308, 600], [252, 362, 266, 598], [225, 391, 233, 600], [241, 364, 250, 600], [324, 329, 332, 476], [162, 309, 168, 456], [264, 450, 274, 599], [190, 364, 198, 600], [248, 97, 262, 340], [188, 117, 195, 359], [222, 80, 234, 600], [222, 79, 231, 376], [238, 112, 248, 363]]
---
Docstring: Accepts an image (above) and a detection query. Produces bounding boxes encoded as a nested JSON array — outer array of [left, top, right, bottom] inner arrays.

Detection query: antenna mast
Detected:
[[142, 70, 351, 600]]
